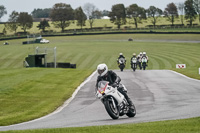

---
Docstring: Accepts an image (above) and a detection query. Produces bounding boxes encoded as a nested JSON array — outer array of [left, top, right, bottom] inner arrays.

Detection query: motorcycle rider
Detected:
[[96, 63, 134, 109], [130, 53, 137, 68], [117, 53, 126, 64], [137, 52, 143, 70], [141, 52, 148, 70], [142, 52, 148, 62]]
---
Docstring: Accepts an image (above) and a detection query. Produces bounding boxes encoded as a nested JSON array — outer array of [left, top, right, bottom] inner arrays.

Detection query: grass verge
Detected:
[[1, 117, 200, 133], [0, 68, 92, 126]]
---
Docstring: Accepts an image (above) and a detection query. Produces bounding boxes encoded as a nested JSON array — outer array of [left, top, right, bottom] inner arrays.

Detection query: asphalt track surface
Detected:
[[1, 70, 200, 131]]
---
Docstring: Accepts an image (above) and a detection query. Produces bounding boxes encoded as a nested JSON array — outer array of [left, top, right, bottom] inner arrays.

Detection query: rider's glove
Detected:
[[112, 82, 118, 88]]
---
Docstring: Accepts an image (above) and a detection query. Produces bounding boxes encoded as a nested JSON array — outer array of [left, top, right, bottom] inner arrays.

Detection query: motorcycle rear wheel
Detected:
[[104, 98, 119, 119]]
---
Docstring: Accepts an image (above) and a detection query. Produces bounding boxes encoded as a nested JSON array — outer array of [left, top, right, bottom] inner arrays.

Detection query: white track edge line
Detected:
[[169, 70, 200, 82]]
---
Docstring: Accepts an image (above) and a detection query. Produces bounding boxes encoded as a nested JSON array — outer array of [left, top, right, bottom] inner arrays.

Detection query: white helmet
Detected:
[[119, 53, 123, 56], [97, 63, 108, 77], [140, 52, 142, 55], [143, 52, 146, 55]]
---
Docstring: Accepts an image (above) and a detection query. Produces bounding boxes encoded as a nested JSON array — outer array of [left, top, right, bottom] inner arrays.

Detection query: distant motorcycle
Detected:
[[142, 57, 148, 70], [137, 57, 142, 70], [96, 81, 136, 119], [118, 58, 126, 71], [131, 57, 137, 71]]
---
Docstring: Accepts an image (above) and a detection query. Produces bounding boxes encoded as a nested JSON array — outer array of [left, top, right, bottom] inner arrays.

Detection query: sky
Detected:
[[1, 0, 186, 22]]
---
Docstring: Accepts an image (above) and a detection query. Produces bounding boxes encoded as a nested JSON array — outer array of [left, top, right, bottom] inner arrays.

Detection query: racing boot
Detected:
[[127, 97, 135, 110], [123, 92, 135, 111], [117, 86, 135, 110]]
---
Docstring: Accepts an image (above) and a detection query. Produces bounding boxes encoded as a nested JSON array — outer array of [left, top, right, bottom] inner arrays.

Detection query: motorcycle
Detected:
[[142, 57, 147, 70], [118, 58, 126, 71], [96, 81, 136, 119], [137, 57, 142, 70], [131, 57, 137, 71]]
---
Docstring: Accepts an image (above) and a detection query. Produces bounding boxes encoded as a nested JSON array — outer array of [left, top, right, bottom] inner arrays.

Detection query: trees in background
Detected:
[[177, 2, 185, 25], [109, 4, 126, 29], [127, 4, 146, 29], [37, 19, 50, 32], [92, 10, 102, 19], [164, 3, 179, 26], [17, 12, 33, 32], [146, 6, 163, 27], [185, 0, 197, 26], [50, 3, 74, 32], [6, 11, 19, 34], [83, 3, 97, 29], [0, 5, 7, 22], [31, 8, 51, 18], [74, 7, 87, 30], [193, 0, 200, 23], [101, 10, 110, 17], [2, 1, 200, 34]]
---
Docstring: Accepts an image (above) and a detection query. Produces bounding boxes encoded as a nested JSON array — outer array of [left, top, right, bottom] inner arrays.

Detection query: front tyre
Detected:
[[104, 98, 119, 119], [119, 64, 125, 72], [142, 62, 146, 70], [126, 104, 136, 117]]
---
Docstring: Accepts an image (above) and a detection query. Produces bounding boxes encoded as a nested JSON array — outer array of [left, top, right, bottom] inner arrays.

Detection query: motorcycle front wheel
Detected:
[[142, 62, 146, 70], [104, 97, 119, 119], [119, 64, 124, 72]]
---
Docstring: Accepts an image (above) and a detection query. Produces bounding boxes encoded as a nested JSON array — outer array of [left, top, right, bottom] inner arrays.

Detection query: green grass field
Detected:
[[0, 34, 200, 132]]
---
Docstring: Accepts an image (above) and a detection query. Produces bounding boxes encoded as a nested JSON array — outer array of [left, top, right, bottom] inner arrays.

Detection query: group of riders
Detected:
[[117, 52, 149, 71], [95, 52, 148, 118]]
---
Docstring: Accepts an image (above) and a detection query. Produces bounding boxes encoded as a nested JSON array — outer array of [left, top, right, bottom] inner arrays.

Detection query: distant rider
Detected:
[[117, 53, 126, 65], [142, 52, 148, 63], [137, 52, 143, 70], [96, 63, 134, 109], [130, 53, 137, 68]]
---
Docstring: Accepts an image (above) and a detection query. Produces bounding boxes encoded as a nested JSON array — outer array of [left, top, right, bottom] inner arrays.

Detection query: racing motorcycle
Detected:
[[118, 58, 126, 71], [96, 81, 136, 119], [142, 57, 147, 70], [131, 57, 137, 71]]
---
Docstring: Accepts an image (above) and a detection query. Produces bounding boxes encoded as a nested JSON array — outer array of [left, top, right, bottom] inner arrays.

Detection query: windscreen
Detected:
[[97, 81, 108, 92], [119, 58, 125, 63]]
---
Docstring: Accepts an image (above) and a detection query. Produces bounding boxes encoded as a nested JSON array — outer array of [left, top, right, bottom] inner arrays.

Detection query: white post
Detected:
[[35, 46, 39, 54], [54, 47, 57, 68], [199, 68, 200, 75]]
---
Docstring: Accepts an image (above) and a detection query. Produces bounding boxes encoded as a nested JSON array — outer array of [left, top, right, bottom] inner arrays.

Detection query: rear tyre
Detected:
[[104, 98, 119, 119]]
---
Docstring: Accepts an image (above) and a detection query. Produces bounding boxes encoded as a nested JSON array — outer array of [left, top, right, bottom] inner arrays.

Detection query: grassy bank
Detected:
[[1, 117, 200, 133], [0, 68, 92, 126]]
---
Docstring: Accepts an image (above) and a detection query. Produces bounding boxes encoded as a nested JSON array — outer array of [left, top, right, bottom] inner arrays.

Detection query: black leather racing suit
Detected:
[[96, 70, 133, 106]]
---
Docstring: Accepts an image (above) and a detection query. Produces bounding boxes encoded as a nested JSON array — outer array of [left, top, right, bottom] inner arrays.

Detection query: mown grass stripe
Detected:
[[149, 55, 165, 69], [147, 56, 160, 70], [74, 54, 89, 69], [3, 52, 26, 68], [90, 54, 106, 70], [78, 54, 97, 69], [160, 51, 195, 67]]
